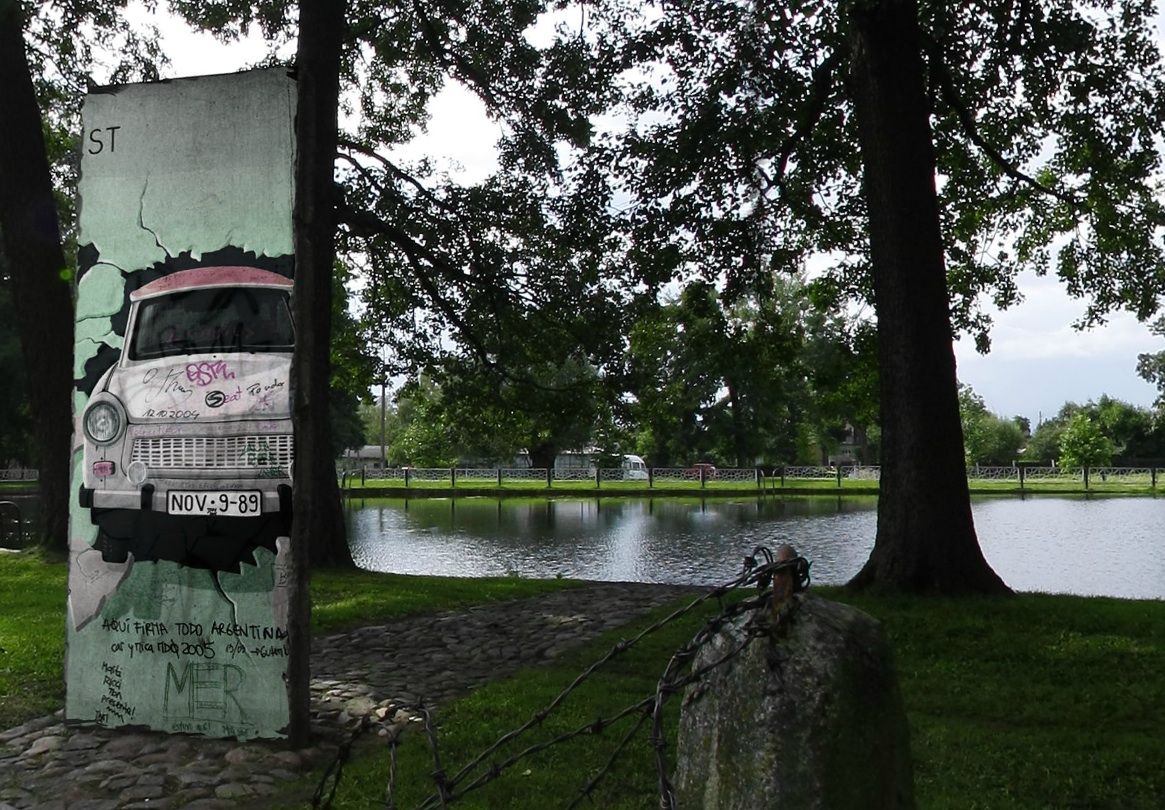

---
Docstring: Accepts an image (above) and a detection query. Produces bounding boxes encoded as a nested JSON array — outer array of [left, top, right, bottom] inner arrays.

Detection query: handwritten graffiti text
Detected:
[[186, 360, 235, 387]]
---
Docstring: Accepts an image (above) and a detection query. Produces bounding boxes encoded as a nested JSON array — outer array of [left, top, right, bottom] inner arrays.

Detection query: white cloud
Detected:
[[387, 84, 499, 183], [125, 3, 281, 78], [954, 272, 1163, 420]]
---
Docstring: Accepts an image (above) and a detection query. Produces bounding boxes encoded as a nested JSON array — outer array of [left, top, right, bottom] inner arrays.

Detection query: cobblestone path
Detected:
[[0, 582, 697, 809]]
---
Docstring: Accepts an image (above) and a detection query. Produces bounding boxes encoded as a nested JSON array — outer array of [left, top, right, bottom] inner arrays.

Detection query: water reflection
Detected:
[[347, 497, 876, 587], [347, 496, 1165, 600], [972, 497, 1165, 600]]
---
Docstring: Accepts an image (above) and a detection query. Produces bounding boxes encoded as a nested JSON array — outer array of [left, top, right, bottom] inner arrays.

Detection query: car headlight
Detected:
[[84, 400, 124, 444]]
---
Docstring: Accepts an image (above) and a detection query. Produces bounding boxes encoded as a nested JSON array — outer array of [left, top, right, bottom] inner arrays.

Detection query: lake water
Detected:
[[346, 495, 1165, 601]]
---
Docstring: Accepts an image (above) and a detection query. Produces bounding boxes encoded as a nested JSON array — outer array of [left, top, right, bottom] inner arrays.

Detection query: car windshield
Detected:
[[130, 287, 294, 360]]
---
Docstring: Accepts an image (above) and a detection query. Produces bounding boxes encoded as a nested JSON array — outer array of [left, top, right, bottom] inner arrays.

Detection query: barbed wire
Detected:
[[311, 715, 372, 808], [312, 546, 811, 810]]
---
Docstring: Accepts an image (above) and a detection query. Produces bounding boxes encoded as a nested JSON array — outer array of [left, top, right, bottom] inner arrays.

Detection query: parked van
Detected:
[[622, 454, 649, 481]]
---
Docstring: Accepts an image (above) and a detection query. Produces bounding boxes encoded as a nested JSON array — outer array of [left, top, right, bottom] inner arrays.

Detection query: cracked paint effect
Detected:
[[77, 70, 295, 271], [66, 68, 297, 740], [138, 175, 175, 260], [74, 263, 126, 381]]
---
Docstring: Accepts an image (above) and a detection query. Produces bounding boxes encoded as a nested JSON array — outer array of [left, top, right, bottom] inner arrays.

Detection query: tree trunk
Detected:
[[726, 382, 749, 468], [528, 443, 558, 472], [845, 0, 1009, 595], [287, 0, 353, 747], [293, 0, 354, 573], [0, 2, 73, 557]]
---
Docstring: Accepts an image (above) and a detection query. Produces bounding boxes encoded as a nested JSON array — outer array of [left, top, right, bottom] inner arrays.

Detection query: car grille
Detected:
[[131, 435, 294, 471]]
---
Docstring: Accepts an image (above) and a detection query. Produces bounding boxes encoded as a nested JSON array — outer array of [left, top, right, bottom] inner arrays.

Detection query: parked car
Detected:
[[685, 462, 719, 480], [78, 266, 295, 570]]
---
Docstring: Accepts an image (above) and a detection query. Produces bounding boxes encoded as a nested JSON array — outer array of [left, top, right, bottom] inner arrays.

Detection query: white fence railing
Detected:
[[347, 465, 761, 487], [0, 468, 37, 481], [343, 464, 1165, 490]]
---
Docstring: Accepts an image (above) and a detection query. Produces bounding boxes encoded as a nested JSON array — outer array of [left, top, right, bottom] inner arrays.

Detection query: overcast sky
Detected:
[[953, 277, 1161, 424], [140, 6, 1165, 426]]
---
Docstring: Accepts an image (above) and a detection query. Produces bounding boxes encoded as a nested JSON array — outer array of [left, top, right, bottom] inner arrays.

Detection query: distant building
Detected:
[[827, 425, 869, 466], [342, 446, 387, 470]]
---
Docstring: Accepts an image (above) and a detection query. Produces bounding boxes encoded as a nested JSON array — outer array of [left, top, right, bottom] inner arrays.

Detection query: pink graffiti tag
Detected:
[[186, 360, 236, 387]]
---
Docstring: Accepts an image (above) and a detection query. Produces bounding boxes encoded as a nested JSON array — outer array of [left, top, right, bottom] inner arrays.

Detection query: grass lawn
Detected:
[[2, 551, 1162, 808], [0, 552, 67, 726], [0, 553, 578, 729]]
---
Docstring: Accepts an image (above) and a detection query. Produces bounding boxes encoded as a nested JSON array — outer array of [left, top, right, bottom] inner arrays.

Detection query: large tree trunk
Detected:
[[845, 0, 1009, 594], [726, 382, 749, 468], [293, 0, 354, 572], [287, 0, 353, 748], [0, 2, 73, 557]]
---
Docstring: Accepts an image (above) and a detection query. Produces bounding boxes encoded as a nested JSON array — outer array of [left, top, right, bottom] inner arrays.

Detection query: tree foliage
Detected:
[[800, 303, 880, 464], [1136, 317, 1165, 409], [330, 263, 377, 454], [589, 0, 1165, 593], [158, 0, 1165, 594], [1058, 412, 1115, 468], [626, 275, 875, 468], [383, 378, 458, 468], [959, 384, 1023, 465], [593, 0, 1165, 345], [323, 4, 637, 471], [1027, 396, 1165, 464]]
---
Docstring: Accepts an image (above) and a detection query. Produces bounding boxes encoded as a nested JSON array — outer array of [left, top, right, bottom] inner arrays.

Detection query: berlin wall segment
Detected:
[[66, 68, 300, 740]]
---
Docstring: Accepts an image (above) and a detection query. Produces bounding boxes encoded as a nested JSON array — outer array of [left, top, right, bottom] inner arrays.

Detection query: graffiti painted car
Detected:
[[79, 266, 294, 569]]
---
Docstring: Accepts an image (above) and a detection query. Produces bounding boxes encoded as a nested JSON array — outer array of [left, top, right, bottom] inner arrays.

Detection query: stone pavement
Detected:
[[0, 582, 699, 809]]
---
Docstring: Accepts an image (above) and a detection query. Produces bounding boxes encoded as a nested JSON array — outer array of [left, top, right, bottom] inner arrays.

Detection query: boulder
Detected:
[[674, 593, 914, 809]]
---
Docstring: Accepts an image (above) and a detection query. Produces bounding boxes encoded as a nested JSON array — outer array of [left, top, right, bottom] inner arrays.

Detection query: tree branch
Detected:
[[336, 195, 500, 368], [759, 49, 844, 227], [921, 31, 1088, 214], [337, 137, 452, 211], [408, 0, 511, 112]]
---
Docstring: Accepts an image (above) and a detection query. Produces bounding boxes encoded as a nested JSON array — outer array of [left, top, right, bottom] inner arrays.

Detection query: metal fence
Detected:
[[968, 465, 1163, 489], [774, 464, 1165, 489], [347, 465, 762, 488], [0, 468, 37, 481], [344, 463, 1165, 491]]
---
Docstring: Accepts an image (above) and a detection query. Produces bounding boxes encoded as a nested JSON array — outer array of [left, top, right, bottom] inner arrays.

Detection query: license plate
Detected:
[[168, 490, 262, 517]]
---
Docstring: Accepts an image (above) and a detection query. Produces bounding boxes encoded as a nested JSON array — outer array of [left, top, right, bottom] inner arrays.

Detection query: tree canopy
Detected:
[[959, 384, 1024, 466], [10, 0, 1165, 593]]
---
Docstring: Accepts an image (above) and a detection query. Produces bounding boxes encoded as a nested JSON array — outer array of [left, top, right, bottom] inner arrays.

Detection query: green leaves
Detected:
[[1058, 411, 1115, 468], [959, 383, 1024, 465], [590, 0, 1165, 348], [1024, 395, 1164, 463], [927, 0, 1165, 332], [119, 0, 1165, 472], [625, 274, 873, 467]]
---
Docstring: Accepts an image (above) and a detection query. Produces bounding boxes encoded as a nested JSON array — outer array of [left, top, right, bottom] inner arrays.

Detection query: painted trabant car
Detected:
[[79, 266, 294, 523]]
